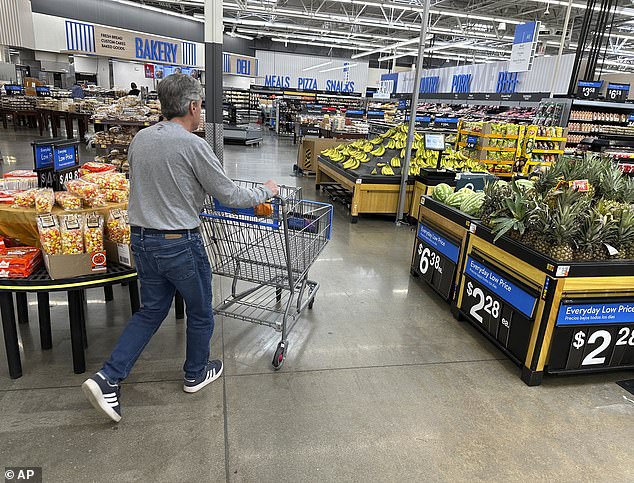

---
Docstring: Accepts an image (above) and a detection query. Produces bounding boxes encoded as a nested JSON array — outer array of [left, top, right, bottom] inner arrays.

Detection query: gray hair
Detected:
[[157, 73, 203, 119]]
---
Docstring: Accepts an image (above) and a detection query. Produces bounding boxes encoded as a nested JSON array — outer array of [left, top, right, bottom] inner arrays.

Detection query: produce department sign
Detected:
[[64, 20, 198, 66]]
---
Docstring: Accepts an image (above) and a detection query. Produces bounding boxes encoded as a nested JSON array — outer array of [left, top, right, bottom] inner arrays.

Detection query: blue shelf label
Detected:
[[434, 117, 459, 123], [405, 115, 431, 122], [34, 145, 53, 169], [607, 83, 630, 91], [346, 109, 365, 116], [417, 223, 460, 264], [556, 301, 634, 326], [465, 257, 537, 318], [577, 80, 603, 88], [53, 145, 77, 171]]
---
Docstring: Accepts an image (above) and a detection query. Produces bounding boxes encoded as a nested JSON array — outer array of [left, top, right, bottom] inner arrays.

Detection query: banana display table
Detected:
[[316, 156, 413, 223], [411, 196, 634, 385]]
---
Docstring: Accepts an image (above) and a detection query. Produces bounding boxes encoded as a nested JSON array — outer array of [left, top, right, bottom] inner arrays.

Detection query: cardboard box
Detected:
[[297, 137, 354, 173], [104, 240, 135, 268], [43, 251, 107, 280]]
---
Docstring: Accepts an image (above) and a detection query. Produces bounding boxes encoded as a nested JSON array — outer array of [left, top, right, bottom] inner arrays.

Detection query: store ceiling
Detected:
[[127, 0, 634, 73]]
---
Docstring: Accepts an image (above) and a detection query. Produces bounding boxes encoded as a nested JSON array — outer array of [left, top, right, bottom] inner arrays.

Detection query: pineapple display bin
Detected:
[[316, 155, 413, 223], [410, 196, 478, 302], [453, 222, 634, 386]]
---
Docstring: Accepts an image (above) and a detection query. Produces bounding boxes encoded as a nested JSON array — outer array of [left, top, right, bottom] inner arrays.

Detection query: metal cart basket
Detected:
[[200, 181, 333, 369]]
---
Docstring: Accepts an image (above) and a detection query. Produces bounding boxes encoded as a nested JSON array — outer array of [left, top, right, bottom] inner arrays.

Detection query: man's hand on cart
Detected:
[[264, 179, 280, 197]]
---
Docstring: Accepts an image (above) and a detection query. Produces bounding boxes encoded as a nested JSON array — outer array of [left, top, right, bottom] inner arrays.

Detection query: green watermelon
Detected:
[[445, 190, 469, 208], [431, 183, 453, 203], [460, 192, 485, 216]]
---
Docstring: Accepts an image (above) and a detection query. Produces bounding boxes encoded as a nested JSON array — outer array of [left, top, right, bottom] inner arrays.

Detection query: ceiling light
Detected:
[[231, 32, 254, 40], [319, 63, 358, 73], [303, 61, 333, 71]]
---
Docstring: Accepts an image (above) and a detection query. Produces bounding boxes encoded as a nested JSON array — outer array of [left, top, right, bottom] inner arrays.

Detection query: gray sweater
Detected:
[[127, 121, 272, 230]]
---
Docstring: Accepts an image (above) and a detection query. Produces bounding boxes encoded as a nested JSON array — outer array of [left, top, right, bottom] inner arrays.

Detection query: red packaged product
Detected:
[[0, 247, 42, 278], [78, 162, 117, 176], [3, 170, 37, 179]]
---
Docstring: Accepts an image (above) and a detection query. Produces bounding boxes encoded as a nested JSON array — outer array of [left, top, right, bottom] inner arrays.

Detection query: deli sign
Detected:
[[64, 20, 198, 66]]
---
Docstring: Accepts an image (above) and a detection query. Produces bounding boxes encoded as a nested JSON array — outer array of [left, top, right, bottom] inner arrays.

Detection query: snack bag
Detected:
[[55, 191, 82, 211], [34, 188, 55, 214], [13, 188, 37, 208], [37, 214, 62, 255], [60, 214, 84, 254], [65, 178, 99, 199], [104, 172, 128, 192], [84, 190, 107, 208], [108, 209, 130, 244], [83, 213, 104, 253], [78, 162, 117, 176], [104, 189, 128, 203]]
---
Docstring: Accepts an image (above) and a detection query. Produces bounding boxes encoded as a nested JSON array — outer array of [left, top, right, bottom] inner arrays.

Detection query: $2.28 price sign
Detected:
[[552, 323, 634, 371], [461, 275, 534, 362]]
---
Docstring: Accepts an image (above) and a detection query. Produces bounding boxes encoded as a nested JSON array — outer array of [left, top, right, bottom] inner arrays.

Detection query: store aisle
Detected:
[[0, 130, 632, 483]]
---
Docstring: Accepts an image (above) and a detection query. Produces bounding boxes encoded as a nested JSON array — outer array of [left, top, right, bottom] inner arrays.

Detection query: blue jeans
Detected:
[[101, 230, 214, 383]]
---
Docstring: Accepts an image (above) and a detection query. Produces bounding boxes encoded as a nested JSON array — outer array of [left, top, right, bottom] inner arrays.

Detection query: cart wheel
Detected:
[[350, 216, 358, 224], [272, 342, 285, 370], [308, 299, 314, 309]]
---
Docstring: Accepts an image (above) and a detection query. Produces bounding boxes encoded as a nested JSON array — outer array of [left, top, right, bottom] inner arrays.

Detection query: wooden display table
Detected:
[[315, 156, 413, 223]]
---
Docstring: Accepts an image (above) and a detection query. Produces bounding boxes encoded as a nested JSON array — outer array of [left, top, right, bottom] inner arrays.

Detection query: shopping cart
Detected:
[[200, 181, 333, 369]]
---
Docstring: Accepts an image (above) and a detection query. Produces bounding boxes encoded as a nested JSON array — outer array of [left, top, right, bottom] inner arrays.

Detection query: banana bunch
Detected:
[[381, 165, 395, 176], [342, 158, 361, 170], [386, 138, 397, 149], [370, 145, 386, 157], [390, 157, 401, 168], [369, 136, 383, 145], [349, 150, 370, 163], [363, 142, 373, 153]]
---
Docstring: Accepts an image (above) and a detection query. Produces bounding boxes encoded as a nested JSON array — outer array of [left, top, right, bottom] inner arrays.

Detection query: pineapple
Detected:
[[614, 209, 634, 259], [480, 180, 511, 227], [598, 164, 625, 201], [491, 182, 534, 242], [574, 209, 616, 261], [547, 203, 581, 261]]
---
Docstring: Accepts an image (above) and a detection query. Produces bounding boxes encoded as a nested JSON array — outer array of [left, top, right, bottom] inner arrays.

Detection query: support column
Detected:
[[205, 0, 224, 165]]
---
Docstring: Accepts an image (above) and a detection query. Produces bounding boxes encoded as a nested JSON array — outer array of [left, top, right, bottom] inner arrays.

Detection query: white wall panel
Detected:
[[255, 50, 369, 93], [395, 54, 575, 95], [112, 60, 155, 91], [74, 56, 98, 74], [0, 0, 35, 48]]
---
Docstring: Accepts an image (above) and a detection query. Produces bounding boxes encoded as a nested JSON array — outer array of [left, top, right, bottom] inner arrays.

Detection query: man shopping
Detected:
[[82, 74, 279, 423]]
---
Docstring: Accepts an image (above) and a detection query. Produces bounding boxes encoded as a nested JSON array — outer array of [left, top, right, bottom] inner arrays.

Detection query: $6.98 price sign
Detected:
[[569, 325, 634, 368]]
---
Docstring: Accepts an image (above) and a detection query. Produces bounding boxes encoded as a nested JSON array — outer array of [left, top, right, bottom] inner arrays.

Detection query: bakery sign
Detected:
[[64, 20, 198, 66]]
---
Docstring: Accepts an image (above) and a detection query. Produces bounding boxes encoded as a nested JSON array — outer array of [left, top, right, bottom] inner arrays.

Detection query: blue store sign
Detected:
[[556, 302, 634, 326], [53, 145, 78, 171]]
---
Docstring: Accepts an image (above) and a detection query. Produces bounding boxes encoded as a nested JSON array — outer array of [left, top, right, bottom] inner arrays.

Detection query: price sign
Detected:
[[34, 145, 53, 170], [411, 223, 460, 300], [460, 257, 537, 361], [576, 80, 603, 99], [548, 301, 634, 371], [606, 83, 630, 102], [53, 145, 78, 171], [53, 166, 80, 190], [434, 117, 459, 128], [465, 135, 478, 149]]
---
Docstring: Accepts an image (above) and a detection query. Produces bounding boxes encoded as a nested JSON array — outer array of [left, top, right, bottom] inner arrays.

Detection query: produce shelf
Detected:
[[458, 130, 519, 139], [534, 136, 567, 141], [531, 149, 565, 154], [482, 146, 517, 152]]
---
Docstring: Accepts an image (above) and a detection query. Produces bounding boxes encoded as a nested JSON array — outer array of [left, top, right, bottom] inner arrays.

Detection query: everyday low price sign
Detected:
[[550, 300, 634, 372], [464, 257, 537, 318], [412, 223, 460, 300]]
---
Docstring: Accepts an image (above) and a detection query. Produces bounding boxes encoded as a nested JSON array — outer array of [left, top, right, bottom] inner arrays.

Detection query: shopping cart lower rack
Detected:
[[200, 181, 333, 369]]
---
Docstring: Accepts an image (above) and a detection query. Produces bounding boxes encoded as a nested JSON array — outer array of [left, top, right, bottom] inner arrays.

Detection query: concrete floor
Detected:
[[0, 125, 633, 483]]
